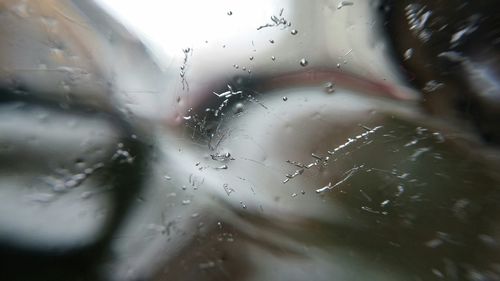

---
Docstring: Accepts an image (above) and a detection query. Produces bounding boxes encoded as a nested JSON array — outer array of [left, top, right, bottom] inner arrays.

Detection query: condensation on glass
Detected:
[[0, 1, 498, 281]]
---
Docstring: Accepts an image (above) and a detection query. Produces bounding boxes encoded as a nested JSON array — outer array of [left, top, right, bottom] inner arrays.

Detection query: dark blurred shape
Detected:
[[385, 0, 500, 143], [0, 71, 148, 281]]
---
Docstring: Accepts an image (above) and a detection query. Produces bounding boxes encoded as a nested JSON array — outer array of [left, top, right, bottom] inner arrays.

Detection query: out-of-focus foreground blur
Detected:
[[0, 0, 499, 280]]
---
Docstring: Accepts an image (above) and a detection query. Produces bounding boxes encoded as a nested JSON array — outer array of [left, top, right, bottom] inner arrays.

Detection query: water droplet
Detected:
[[432, 269, 444, 278], [227, 11, 233, 16], [425, 238, 443, 248], [396, 185, 404, 196], [65, 179, 78, 188], [240, 201, 247, 209], [299, 58, 308, 67], [183, 47, 191, 53], [337, 1, 354, 9], [291, 193, 298, 197], [433, 132, 445, 143], [423, 80, 444, 93], [271, 56, 276, 61], [164, 175, 172, 180], [182, 199, 191, 205], [233, 64, 239, 69], [282, 96, 288, 101], [242, 66, 246, 71], [216, 165, 228, 170], [291, 29, 298, 35], [380, 200, 390, 207], [404, 48, 413, 60], [233, 103, 244, 114], [183, 115, 191, 120], [223, 183, 235, 196], [269, 39, 275, 44], [249, 56, 254, 60], [80, 191, 94, 200], [324, 82, 335, 93], [336, 63, 341, 68]]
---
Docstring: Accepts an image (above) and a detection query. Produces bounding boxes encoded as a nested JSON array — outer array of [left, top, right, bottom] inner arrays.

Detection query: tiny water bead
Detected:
[[227, 11, 232, 16], [291, 29, 298, 35], [240, 201, 247, 209], [324, 82, 335, 93], [299, 58, 308, 67], [282, 96, 288, 101], [233, 103, 244, 114]]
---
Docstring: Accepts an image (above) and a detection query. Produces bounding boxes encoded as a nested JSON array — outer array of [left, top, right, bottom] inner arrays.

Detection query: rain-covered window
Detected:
[[0, 1, 499, 280]]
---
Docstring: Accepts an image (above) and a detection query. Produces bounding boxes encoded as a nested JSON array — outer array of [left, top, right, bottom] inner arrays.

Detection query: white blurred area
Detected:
[[93, 0, 414, 126], [94, 0, 406, 81], [95, 0, 282, 62]]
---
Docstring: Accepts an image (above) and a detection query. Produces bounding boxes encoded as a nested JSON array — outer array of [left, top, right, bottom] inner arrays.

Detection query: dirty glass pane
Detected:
[[0, 1, 499, 280]]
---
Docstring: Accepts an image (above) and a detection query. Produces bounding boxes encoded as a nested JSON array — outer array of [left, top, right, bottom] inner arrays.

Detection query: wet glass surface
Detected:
[[0, 1, 499, 280]]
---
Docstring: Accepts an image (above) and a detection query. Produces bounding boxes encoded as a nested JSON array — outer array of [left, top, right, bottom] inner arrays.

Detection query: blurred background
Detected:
[[0, 0, 499, 280]]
